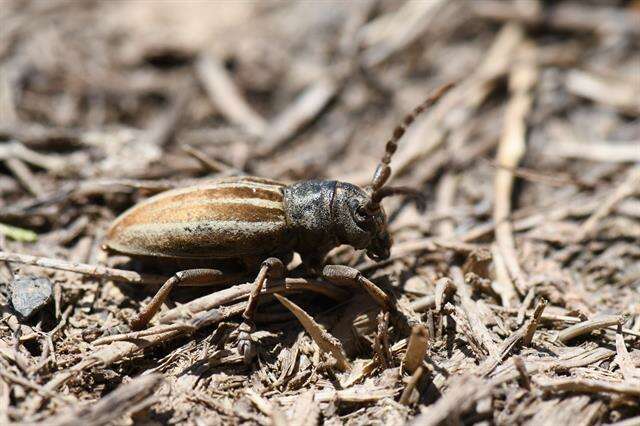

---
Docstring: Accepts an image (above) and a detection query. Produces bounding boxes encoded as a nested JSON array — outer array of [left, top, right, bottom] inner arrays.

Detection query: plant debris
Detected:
[[0, 1, 639, 425]]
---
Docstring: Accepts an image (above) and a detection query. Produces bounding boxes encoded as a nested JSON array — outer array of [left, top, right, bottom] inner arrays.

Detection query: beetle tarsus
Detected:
[[237, 257, 285, 363], [237, 320, 256, 364]]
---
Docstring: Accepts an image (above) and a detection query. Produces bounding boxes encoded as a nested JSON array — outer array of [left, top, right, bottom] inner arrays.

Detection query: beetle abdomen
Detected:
[[104, 177, 293, 259]]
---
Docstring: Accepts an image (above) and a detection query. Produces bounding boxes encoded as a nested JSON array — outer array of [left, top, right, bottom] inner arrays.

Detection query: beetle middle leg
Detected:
[[130, 268, 240, 331], [236, 257, 285, 362]]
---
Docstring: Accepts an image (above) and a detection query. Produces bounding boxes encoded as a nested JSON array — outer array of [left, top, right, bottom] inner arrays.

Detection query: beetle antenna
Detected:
[[369, 82, 455, 207], [371, 186, 426, 210]]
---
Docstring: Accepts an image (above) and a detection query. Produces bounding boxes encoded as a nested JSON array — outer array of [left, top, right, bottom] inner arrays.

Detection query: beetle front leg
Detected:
[[237, 257, 285, 362], [130, 268, 235, 331], [322, 264, 420, 334], [321, 265, 392, 310]]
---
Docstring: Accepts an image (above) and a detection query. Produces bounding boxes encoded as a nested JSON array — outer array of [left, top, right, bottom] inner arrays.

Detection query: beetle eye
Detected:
[[355, 206, 369, 225]]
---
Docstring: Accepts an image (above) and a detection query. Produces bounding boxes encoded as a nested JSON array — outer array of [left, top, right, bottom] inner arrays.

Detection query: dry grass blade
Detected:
[[493, 40, 537, 295], [399, 366, 424, 406], [565, 70, 640, 116], [403, 325, 428, 373], [274, 294, 351, 372]]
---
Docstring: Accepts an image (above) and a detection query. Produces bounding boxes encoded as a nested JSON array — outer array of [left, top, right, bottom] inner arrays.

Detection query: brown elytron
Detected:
[[104, 83, 454, 358], [106, 177, 290, 259]]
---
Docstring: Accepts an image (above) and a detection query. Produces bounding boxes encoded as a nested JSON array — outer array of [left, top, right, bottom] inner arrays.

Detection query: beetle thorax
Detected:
[[283, 180, 390, 261], [283, 180, 338, 255]]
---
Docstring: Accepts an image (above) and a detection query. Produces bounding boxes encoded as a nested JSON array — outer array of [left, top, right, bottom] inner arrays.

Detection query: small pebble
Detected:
[[10, 275, 53, 320]]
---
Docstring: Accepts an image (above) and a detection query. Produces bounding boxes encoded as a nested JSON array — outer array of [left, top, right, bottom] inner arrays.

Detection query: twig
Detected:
[[92, 323, 197, 346], [489, 347, 615, 386], [512, 356, 530, 390], [523, 298, 547, 346], [4, 157, 44, 197], [358, 0, 446, 67], [556, 315, 623, 344], [489, 304, 640, 338], [566, 70, 640, 116], [0, 140, 71, 175], [373, 310, 391, 368], [534, 377, 640, 397], [0, 370, 73, 405], [159, 278, 349, 324], [550, 141, 640, 163], [387, 24, 525, 181], [0, 250, 165, 285], [472, 1, 640, 36]]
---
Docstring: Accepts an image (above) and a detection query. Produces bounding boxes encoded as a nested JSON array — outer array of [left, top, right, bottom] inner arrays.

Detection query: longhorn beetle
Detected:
[[103, 83, 453, 357]]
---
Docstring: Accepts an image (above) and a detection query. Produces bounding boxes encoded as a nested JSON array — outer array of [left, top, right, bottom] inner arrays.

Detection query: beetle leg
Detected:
[[322, 264, 420, 334], [237, 257, 285, 362], [130, 268, 232, 331], [321, 264, 392, 310]]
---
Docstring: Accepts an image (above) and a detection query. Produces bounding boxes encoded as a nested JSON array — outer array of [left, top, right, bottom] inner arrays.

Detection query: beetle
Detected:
[[103, 83, 453, 356]]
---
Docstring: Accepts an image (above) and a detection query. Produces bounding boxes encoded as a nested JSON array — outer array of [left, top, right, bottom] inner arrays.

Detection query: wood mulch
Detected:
[[0, 1, 638, 425]]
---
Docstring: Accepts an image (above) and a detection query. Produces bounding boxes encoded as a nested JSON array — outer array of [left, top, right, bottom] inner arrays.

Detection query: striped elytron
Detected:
[[106, 177, 292, 259], [103, 83, 453, 334]]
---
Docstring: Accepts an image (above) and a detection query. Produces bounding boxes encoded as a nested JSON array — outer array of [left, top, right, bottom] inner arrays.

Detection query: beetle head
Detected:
[[336, 82, 454, 261], [332, 182, 392, 261]]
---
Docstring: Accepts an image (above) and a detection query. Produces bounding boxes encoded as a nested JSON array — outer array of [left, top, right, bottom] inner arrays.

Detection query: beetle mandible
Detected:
[[103, 83, 453, 356]]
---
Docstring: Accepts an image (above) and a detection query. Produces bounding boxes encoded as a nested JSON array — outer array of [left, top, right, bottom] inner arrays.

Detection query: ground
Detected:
[[0, 1, 639, 425]]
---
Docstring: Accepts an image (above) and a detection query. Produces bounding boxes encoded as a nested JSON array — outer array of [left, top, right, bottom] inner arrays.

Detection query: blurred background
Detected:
[[0, 1, 639, 424], [1, 0, 638, 201]]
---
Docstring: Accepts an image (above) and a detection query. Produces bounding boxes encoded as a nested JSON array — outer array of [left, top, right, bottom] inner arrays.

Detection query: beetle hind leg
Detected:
[[130, 268, 236, 331], [236, 257, 285, 363]]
